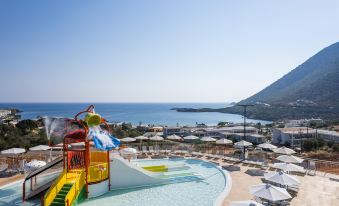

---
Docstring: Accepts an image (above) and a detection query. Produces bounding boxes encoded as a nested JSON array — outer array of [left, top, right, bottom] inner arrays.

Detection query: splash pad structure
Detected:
[[27, 105, 203, 206], [43, 105, 117, 206]]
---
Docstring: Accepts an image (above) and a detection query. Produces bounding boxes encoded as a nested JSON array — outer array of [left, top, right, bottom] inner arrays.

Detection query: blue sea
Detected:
[[0, 103, 270, 126]]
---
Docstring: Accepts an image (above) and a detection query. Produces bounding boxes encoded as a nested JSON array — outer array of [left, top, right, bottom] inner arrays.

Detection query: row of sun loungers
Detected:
[[130, 147, 306, 176]]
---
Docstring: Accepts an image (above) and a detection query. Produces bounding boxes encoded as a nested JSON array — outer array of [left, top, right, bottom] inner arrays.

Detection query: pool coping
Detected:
[[213, 166, 232, 206], [134, 157, 232, 206], [0, 169, 62, 189]]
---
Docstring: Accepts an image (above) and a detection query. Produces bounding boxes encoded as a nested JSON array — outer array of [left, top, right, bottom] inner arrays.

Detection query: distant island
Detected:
[[173, 42, 339, 122]]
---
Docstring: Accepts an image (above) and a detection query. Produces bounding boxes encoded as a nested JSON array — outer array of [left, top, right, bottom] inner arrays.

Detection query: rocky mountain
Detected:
[[174, 42, 339, 121], [230, 42, 339, 121]]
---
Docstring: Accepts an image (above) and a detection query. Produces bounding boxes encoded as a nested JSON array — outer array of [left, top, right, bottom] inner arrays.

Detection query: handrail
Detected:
[[65, 170, 85, 206], [44, 170, 67, 206]]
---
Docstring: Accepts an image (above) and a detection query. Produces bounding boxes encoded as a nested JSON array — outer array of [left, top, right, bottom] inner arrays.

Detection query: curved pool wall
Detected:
[[213, 165, 232, 206], [82, 158, 230, 206], [0, 158, 231, 206]]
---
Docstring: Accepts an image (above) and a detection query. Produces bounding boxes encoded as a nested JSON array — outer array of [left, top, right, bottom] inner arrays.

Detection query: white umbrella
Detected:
[[234, 140, 253, 148], [1, 148, 26, 168], [264, 171, 300, 186], [29, 145, 51, 160], [216, 138, 233, 145], [1, 148, 26, 154], [183, 135, 199, 140], [274, 147, 296, 155], [230, 200, 263, 206], [149, 135, 164, 149], [166, 135, 182, 140], [120, 137, 136, 143], [120, 148, 137, 155], [201, 137, 217, 142], [135, 135, 148, 149], [135, 135, 148, 140], [273, 162, 305, 173], [29, 145, 50, 151], [257, 143, 277, 150], [250, 184, 292, 202], [276, 155, 304, 163], [120, 148, 137, 161], [149, 136, 164, 141], [24, 160, 46, 172]]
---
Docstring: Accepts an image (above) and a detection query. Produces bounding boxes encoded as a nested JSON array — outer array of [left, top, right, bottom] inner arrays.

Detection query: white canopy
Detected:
[[273, 162, 305, 173], [250, 184, 292, 202], [149, 135, 164, 141], [264, 171, 300, 186], [201, 137, 217, 142], [216, 138, 233, 145], [276, 155, 304, 163], [257, 143, 277, 150], [29, 145, 50, 151], [120, 137, 136, 142], [1, 148, 26, 154], [273, 147, 296, 155], [135, 135, 148, 140], [235, 140, 253, 148], [230, 200, 263, 206], [166, 135, 182, 140], [183, 135, 199, 140]]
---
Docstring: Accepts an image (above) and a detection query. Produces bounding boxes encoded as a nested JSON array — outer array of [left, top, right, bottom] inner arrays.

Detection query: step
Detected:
[[52, 197, 65, 203], [51, 183, 74, 206], [51, 203, 64, 206]]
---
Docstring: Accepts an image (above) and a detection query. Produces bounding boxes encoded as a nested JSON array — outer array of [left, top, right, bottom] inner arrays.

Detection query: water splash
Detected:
[[42, 117, 70, 144]]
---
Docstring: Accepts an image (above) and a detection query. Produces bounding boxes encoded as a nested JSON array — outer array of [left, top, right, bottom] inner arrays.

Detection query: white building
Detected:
[[285, 119, 323, 127], [163, 127, 188, 137], [272, 127, 339, 147], [0, 110, 11, 118]]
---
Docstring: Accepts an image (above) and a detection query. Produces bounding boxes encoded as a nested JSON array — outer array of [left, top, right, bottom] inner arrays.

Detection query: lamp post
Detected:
[[237, 104, 255, 140], [236, 104, 254, 158]]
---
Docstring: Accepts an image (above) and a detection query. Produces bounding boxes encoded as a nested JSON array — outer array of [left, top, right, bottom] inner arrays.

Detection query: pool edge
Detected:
[[213, 167, 232, 206]]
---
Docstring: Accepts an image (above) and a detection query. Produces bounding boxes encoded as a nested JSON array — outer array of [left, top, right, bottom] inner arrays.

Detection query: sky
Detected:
[[0, 0, 339, 103]]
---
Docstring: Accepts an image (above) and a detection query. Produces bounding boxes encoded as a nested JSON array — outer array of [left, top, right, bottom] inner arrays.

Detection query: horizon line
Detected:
[[0, 101, 236, 104]]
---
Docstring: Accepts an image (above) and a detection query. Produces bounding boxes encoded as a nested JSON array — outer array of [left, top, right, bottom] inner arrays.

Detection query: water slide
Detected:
[[23, 157, 63, 200], [110, 157, 202, 189]]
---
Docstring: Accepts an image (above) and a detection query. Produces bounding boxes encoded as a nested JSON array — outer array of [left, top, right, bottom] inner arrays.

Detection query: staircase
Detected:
[[50, 183, 73, 206], [44, 170, 85, 206]]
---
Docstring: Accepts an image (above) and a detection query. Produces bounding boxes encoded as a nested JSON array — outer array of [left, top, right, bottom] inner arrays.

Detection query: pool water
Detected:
[[81, 159, 228, 206], [0, 159, 228, 206]]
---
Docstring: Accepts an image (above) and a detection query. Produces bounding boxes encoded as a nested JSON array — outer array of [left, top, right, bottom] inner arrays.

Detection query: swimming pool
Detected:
[[0, 158, 231, 206]]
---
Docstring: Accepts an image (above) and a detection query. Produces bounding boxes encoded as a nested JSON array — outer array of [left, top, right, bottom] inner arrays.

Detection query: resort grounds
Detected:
[[1, 144, 339, 206]]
